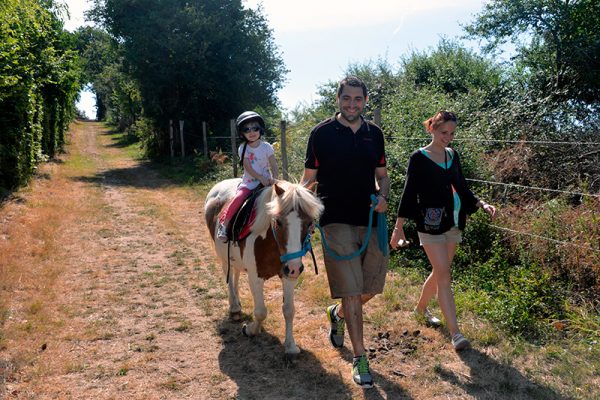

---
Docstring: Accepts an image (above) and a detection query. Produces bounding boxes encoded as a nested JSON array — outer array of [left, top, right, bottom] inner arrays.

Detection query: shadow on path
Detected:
[[71, 163, 178, 190], [102, 131, 139, 149], [435, 348, 570, 400], [217, 318, 413, 400]]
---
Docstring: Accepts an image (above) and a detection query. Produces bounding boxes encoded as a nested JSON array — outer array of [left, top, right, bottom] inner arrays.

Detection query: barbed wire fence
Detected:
[[172, 115, 600, 258]]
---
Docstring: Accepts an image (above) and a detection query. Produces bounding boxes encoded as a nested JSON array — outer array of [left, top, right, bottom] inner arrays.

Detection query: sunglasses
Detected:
[[242, 126, 262, 133]]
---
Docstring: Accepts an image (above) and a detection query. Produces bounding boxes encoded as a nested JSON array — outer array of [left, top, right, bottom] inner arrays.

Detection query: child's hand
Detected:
[[259, 177, 270, 186]]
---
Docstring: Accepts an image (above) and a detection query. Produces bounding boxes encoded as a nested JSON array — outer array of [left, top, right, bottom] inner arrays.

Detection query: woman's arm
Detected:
[[476, 199, 497, 218], [454, 151, 496, 218], [390, 217, 409, 249], [397, 153, 420, 220]]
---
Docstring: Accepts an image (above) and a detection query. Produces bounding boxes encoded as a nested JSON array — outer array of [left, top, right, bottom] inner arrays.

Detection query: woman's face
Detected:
[[430, 121, 457, 147]]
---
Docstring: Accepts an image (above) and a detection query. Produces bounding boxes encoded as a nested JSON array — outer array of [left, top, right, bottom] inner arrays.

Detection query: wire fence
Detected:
[[176, 116, 599, 256]]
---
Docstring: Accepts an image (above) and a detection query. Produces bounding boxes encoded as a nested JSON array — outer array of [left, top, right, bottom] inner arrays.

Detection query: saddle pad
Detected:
[[230, 186, 265, 242]]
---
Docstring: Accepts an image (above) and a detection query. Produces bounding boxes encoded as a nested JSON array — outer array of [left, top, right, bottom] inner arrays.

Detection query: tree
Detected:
[[73, 26, 140, 125], [0, 0, 81, 191], [465, 0, 600, 104], [88, 0, 287, 154]]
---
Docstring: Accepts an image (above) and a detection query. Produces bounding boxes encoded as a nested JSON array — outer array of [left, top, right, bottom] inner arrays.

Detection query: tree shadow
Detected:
[[217, 317, 412, 400], [104, 132, 139, 149], [435, 348, 570, 400], [71, 163, 176, 190]]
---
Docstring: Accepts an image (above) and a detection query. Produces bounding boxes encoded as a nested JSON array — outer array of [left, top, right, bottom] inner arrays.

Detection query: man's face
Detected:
[[337, 85, 366, 123]]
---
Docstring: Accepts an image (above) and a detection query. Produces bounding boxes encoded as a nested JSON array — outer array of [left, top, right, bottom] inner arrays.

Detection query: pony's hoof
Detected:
[[284, 352, 299, 365], [242, 324, 249, 337], [229, 311, 242, 322]]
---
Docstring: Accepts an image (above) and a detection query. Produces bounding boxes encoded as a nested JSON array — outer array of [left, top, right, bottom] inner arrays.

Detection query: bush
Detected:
[[0, 0, 81, 192]]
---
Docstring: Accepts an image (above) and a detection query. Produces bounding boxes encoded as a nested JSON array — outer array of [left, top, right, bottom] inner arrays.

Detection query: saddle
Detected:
[[227, 185, 266, 243]]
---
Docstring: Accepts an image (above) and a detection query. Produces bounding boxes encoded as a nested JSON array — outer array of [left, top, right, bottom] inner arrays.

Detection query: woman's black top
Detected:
[[397, 148, 479, 232]]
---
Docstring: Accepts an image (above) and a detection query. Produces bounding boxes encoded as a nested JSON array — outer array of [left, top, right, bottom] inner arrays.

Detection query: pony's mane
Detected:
[[251, 181, 323, 234]]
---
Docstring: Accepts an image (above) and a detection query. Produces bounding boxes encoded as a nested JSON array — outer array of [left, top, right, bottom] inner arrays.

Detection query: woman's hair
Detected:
[[423, 110, 457, 132]]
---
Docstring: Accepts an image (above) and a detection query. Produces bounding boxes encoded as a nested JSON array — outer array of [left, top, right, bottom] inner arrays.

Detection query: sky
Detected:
[[65, 0, 489, 118]]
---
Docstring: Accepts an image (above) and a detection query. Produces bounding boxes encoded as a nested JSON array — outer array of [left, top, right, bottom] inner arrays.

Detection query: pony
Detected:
[[204, 178, 323, 356]]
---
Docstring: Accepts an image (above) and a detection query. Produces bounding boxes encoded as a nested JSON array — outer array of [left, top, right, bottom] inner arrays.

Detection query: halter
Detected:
[[271, 221, 317, 275]]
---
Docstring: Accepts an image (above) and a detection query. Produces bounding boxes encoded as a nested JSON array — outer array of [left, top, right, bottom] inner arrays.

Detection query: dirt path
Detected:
[[0, 122, 569, 400]]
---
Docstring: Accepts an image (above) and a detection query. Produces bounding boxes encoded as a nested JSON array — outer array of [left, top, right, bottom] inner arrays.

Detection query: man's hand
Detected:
[[374, 195, 388, 213]]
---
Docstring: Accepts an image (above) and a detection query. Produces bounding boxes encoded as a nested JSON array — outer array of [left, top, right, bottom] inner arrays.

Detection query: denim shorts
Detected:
[[321, 223, 389, 298], [418, 227, 462, 245]]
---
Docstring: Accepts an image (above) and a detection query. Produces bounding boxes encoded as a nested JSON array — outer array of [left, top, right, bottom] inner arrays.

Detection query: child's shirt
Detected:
[[238, 141, 275, 190]]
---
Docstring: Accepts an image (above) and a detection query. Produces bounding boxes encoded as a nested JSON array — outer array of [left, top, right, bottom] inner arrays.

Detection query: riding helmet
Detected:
[[236, 111, 265, 141]]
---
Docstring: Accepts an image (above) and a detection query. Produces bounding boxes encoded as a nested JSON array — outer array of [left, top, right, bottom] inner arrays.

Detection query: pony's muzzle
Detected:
[[283, 264, 304, 278]]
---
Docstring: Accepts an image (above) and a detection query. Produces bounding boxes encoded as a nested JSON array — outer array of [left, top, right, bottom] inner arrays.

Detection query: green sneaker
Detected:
[[352, 354, 374, 388], [326, 304, 345, 348]]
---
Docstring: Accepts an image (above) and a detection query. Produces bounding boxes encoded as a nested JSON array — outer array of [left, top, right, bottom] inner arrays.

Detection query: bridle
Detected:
[[271, 220, 318, 276]]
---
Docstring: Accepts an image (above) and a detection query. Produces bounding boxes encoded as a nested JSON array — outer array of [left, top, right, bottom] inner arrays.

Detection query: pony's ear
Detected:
[[305, 181, 318, 193], [274, 183, 285, 197]]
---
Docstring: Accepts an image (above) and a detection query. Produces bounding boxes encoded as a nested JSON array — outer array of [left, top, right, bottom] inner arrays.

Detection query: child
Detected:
[[390, 110, 496, 350], [217, 111, 278, 242]]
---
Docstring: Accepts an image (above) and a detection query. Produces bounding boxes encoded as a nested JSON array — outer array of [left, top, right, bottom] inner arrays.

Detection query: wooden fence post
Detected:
[[280, 120, 289, 180], [374, 108, 382, 127], [179, 120, 185, 157], [202, 121, 208, 158], [169, 119, 174, 158], [230, 119, 238, 177]]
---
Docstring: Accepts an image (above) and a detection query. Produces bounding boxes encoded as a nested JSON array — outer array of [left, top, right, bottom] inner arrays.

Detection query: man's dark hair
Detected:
[[337, 75, 368, 98]]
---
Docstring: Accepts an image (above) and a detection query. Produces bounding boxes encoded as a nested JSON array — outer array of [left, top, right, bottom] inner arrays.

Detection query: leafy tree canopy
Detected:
[[89, 0, 287, 129], [465, 0, 600, 104]]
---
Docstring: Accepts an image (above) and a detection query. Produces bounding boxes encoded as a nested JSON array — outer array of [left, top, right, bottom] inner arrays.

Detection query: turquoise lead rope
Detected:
[[277, 194, 388, 264], [314, 194, 388, 261]]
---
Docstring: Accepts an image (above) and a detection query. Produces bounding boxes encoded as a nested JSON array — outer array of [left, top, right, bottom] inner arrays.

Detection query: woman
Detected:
[[390, 110, 496, 350]]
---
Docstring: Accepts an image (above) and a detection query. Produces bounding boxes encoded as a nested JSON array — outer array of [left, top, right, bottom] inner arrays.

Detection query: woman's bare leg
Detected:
[[422, 242, 460, 335]]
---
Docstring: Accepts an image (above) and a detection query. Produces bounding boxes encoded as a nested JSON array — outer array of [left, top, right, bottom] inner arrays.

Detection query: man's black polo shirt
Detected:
[[305, 114, 386, 227]]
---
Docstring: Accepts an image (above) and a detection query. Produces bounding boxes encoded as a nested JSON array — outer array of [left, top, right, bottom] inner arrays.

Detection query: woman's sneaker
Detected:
[[216, 222, 229, 242], [326, 304, 345, 348], [414, 307, 441, 327], [352, 354, 374, 388], [451, 333, 470, 351]]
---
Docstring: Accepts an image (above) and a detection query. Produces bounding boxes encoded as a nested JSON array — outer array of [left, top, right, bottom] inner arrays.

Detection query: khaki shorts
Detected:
[[321, 223, 389, 299], [418, 227, 463, 245]]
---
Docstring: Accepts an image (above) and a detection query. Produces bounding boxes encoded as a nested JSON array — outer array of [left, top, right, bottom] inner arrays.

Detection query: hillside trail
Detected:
[[0, 121, 565, 400]]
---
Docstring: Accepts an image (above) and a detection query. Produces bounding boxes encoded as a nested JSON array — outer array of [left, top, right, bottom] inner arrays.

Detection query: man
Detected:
[[301, 76, 390, 388]]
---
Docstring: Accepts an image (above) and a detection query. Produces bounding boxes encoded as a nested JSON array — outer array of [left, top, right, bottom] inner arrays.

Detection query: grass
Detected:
[[3, 122, 598, 399]]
